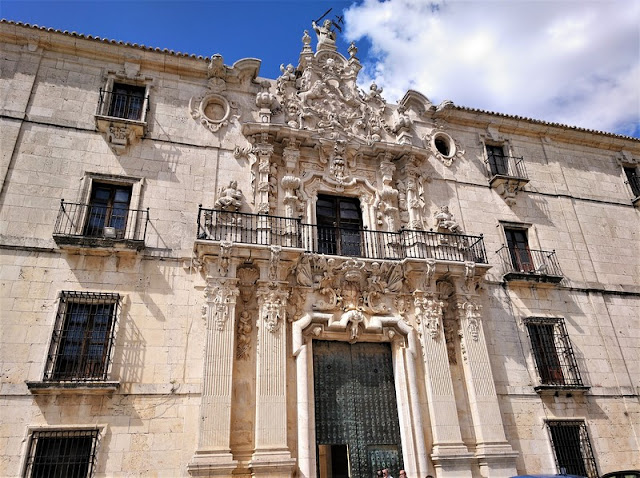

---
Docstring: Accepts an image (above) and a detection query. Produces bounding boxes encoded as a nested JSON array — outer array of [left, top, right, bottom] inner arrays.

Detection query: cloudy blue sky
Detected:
[[2, 0, 639, 138]]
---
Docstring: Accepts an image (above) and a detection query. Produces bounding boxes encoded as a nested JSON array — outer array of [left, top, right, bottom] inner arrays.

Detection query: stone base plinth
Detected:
[[187, 450, 237, 477], [248, 450, 296, 478], [476, 443, 519, 478], [431, 444, 474, 478]]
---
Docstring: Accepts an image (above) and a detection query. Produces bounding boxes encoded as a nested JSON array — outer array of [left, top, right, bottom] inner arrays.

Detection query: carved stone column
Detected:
[[405, 157, 424, 230], [249, 282, 295, 477], [414, 287, 474, 478], [188, 276, 240, 476], [455, 277, 518, 476], [254, 137, 275, 215], [281, 140, 302, 247]]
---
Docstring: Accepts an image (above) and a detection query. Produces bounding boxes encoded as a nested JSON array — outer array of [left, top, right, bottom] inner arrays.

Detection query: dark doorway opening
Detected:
[[313, 341, 403, 478]]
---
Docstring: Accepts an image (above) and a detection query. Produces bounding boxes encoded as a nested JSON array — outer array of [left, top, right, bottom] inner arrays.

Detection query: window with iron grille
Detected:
[[547, 420, 598, 478], [107, 82, 146, 121], [23, 429, 100, 478], [44, 292, 120, 381], [525, 317, 583, 387]]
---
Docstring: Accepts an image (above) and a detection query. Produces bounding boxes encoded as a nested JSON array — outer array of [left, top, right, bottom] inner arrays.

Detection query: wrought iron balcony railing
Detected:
[[497, 245, 563, 281], [97, 88, 149, 122], [488, 154, 528, 179], [197, 207, 487, 263], [53, 200, 149, 245]]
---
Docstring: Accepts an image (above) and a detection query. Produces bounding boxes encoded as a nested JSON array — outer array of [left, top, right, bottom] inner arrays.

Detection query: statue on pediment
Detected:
[[312, 19, 337, 50]]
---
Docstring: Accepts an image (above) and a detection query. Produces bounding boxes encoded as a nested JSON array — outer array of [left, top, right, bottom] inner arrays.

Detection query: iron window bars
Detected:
[[197, 207, 488, 263], [525, 317, 583, 388], [97, 83, 149, 121], [23, 429, 100, 478], [547, 420, 598, 478], [44, 292, 120, 382]]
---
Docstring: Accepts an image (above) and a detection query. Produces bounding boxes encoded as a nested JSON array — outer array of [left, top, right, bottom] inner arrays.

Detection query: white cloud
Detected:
[[343, 0, 640, 136]]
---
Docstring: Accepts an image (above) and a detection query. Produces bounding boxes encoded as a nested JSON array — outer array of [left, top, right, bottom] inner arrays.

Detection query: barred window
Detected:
[[525, 317, 583, 387], [23, 429, 100, 478], [547, 420, 598, 478], [107, 83, 146, 121], [45, 292, 120, 381]]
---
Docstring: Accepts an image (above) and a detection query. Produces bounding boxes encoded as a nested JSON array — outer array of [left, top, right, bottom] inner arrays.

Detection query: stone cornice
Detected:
[[0, 19, 262, 81]]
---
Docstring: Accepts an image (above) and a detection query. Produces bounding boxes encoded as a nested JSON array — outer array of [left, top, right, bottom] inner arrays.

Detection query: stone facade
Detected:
[[1, 19, 639, 478]]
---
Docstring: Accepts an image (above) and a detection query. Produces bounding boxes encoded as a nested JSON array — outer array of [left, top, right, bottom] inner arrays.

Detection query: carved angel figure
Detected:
[[215, 181, 242, 211], [434, 205, 462, 233]]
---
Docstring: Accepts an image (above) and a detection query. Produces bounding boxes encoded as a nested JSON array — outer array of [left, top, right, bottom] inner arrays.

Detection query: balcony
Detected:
[[487, 155, 529, 205], [53, 200, 149, 251], [497, 245, 563, 283], [95, 87, 149, 154], [196, 208, 487, 263]]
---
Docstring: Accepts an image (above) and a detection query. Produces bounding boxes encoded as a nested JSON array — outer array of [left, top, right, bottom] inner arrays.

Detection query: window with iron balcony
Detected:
[[53, 179, 149, 251], [95, 81, 150, 154]]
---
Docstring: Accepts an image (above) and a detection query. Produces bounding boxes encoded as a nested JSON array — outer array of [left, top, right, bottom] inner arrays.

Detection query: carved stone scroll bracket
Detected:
[[233, 145, 258, 204], [294, 311, 411, 353]]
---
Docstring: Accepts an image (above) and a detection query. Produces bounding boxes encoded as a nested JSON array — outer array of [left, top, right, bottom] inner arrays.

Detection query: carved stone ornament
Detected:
[[459, 300, 481, 341], [258, 287, 289, 333], [424, 127, 465, 166], [236, 310, 253, 359], [218, 241, 233, 277], [275, 26, 397, 146], [189, 92, 232, 133], [204, 280, 239, 332], [414, 292, 444, 339], [297, 255, 404, 314], [214, 181, 243, 212]]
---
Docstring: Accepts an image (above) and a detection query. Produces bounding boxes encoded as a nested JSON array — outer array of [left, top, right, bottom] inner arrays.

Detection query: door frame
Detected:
[[293, 312, 429, 478]]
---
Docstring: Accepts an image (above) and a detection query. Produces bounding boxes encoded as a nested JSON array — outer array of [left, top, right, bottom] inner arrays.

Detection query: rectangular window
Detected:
[[45, 292, 119, 381], [525, 317, 583, 387], [23, 429, 100, 478], [108, 82, 146, 121], [84, 182, 132, 239], [547, 421, 598, 478], [316, 195, 363, 257], [624, 166, 640, 197], [486, 144, 508, 176], [504, 227, 534, 272]]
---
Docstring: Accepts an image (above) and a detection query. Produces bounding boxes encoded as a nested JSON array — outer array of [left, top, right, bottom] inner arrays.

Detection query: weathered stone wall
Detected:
[[1, 20, 638, 478]]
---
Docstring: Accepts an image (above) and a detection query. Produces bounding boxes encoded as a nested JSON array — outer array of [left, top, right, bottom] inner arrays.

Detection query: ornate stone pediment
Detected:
[[276, 27, 392, 146]]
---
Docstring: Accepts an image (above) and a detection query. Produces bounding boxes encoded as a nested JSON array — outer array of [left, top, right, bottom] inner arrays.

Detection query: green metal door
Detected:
[[313, 341, 403, 478]]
